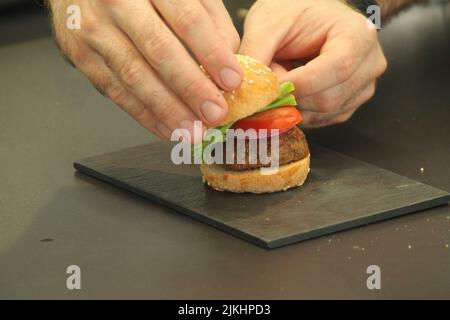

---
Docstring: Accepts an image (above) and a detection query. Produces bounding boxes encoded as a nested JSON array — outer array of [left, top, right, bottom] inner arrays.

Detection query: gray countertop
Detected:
[[0, 2, 449, 299]]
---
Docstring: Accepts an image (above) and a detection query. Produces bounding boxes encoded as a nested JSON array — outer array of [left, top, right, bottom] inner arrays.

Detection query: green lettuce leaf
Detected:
[[192, 120, 235, 158], [280, 81, 295, 96], [258, 94, 297, 114]]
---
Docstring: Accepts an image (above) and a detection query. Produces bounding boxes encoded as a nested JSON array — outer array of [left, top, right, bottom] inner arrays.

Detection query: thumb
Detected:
[[269, 61, 289, 78], [238, 9, 286, 66]]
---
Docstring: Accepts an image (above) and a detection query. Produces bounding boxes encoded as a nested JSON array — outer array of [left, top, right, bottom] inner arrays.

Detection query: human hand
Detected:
[[48, 0, 242, 140], [240, 0, 387, 128]]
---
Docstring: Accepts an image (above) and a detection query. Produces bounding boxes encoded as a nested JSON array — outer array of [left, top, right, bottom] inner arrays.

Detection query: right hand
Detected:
[[48, 0, 243, 141], [239, 0, 387, 128]]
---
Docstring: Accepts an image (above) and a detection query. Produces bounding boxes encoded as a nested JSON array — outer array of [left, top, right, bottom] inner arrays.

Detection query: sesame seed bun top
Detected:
[[202, 54, 280, 127]]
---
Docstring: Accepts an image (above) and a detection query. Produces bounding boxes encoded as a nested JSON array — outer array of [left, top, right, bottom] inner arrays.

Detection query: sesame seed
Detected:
[[248, 80, 254, 85]]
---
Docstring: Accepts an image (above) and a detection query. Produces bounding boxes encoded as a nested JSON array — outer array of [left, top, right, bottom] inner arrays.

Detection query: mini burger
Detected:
[[197, 55, 310, 194]]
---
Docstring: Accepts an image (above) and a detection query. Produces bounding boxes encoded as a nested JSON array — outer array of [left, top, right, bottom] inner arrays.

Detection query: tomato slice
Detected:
[[232, 106, 302, 132]]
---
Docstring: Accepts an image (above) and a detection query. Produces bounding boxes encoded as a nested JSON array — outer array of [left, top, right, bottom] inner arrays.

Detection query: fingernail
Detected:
[[200, 101, 224, 124], [156, 123, 172, 139], [219, 67, 242, 89]]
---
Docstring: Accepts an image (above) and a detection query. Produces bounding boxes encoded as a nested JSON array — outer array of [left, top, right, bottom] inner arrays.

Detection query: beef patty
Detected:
[[225, 126, 309, 171]]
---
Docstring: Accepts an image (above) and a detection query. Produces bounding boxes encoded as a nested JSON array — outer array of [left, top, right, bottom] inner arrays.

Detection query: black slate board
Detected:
[[74, 142, 450, 248]]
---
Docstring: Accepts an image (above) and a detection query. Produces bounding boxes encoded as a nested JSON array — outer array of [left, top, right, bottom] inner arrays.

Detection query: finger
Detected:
[[269, 61, 288, 78], [300, 108, 352, 128], [298, 45, 385, 113], [298, 64, 371, 113], [199, 0, 240, 52], [153, 0, 243, 90], [108, 1, 230, 126], [342, 81, 377, 115], [300, 82, 376, 128], [239, 2, 289, 65], [325, 83, 376, 125], [85, 27, 205, 139], [280, 29, 374, 97], [300, 111, 331, 129], [72, 48, 167, 139], [239, 26, 284, 65]]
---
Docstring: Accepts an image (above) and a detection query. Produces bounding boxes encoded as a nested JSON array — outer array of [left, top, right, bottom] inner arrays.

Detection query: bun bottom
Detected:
[[200, 154, 310, 194]]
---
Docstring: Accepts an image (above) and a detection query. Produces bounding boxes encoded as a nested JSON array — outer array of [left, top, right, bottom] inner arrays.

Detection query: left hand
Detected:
[[239, 0, 388, 128], [48, 0, 241, 141]]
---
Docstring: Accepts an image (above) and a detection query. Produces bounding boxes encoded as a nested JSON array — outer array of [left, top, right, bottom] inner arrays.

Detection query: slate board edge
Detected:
[[267, 195, 450, 248], [73, 161, 269, 248]]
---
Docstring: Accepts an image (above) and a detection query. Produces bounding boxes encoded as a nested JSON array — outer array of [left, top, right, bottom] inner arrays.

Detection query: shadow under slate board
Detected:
[[74, 142, 450, 249]]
